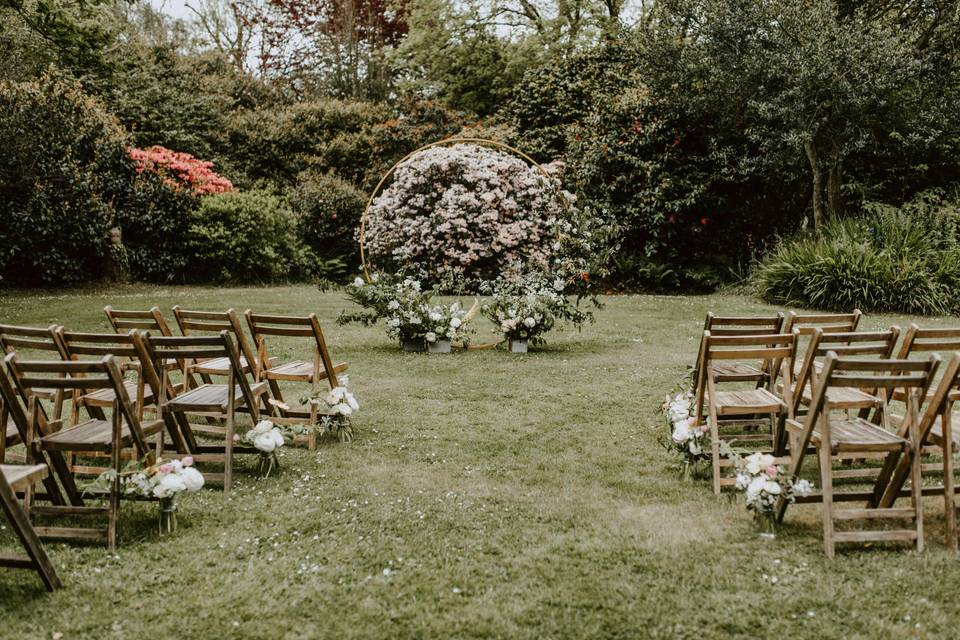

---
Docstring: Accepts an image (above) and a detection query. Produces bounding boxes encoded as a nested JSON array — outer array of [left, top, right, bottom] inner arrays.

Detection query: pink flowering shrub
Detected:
[[129, 145, 233, 196], [363, 143, 566, 285]]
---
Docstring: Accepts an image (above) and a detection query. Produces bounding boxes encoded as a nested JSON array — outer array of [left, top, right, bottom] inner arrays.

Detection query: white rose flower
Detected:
[[253, 420, 274, 435], [792, 478, 813, 497], [429, 311, 442, 322], [450, 318, 462, 329], [254, 432, 278, 453], [353, 277, 365, 287], [337, 403, 353, 416], [763, 480, 782, 495], [735, 473, 751, 490], [425, 331, 437, 342], [745, 453, 766, 475], [181, 467, 205, 492], [154, 473, 187, 499], [387, 300, 400, 311], [671, 420, 690, 444], [523, 317, 536, 328]]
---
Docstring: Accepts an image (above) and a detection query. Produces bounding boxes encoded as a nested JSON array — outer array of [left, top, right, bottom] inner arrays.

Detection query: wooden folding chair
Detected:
[[6, 354, 162, 551], [104, 306, 175, 337], [55, 329, 161, 475], [245, 311, 348, 449], [775, 310, 863, 379], [0, 463, 61, 590], [694, 331, 797, 495], [874, 352, 960, 549], [0, 324, 66, 422], [134, 332, 268, 492], [691, 313, 785, 396], [777, 353, 938, 558], [172, 307, 263, 379], [0, 365, 74, 507], [781, 328, 900, 428]]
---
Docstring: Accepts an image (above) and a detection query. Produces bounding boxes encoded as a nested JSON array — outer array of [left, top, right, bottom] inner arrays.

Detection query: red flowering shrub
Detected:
[[129, 146, 233, 196]]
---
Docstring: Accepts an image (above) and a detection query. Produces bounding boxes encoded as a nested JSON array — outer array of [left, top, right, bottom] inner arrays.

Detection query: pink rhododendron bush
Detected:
[[129, 145, 234, 196], [363, 143, 567, 285]]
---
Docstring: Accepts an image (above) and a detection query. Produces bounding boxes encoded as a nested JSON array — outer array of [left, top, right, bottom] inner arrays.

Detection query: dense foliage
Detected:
[[188, 190, 309, 283], [754, 192, 960, 314], [0, 74, 133, 285]]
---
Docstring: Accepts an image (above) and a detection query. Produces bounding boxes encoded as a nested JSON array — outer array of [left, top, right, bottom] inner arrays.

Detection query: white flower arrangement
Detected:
[[89, 456, 205, 533], [479, 271, 591, 346], [422, 302, 470, 344], [728, 450, 814, 532], [296, 375, 360, 443], [660, 390, 711, 478], [339, 273, 434, 346], [240, 420, 286, 477]]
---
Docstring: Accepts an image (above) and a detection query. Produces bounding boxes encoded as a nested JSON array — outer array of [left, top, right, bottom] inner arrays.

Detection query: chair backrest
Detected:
[[104, 306, 175, 336], [808, 352, 938, 419], [0, 324, 62, 358], [693, 313, 785, 384], [793, 328, 900, 402], [244, 311, 341, 388], [57, 329, 141, 364], [172, 307, 258, 375], [896, 324, 960, 360], [136, 331, 258, 414], [4, 354, 151, 457], [783, 310, 862, 336]]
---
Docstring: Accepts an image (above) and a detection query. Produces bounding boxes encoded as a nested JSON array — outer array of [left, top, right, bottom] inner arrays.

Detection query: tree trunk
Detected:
[[827, 162, 842, 217], [804, 140, 823, 228]]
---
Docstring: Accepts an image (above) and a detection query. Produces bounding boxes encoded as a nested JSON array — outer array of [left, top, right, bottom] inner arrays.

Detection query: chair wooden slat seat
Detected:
[[810, 417, 908, 453], [1, 464, 48, 492], [709, 362, 764, 382], [265, 359, 348, 382], [710, 388, 784, 415], [801, 385, 880, 410], [82, 380, 155, 407], [40, 418, 164, 452], [190, 355, 266, 376], [167, 383, 268, 413]]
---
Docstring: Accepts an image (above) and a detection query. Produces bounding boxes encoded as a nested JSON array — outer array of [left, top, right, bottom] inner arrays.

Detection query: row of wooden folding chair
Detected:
[[104, 306, 347, 449]]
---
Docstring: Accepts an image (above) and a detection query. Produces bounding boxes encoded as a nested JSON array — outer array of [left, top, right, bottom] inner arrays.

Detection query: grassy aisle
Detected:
[[0, 285, 957, 639]]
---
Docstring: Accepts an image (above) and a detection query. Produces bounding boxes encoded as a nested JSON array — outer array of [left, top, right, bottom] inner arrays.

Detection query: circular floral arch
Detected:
[[358, 137, 571, 282]]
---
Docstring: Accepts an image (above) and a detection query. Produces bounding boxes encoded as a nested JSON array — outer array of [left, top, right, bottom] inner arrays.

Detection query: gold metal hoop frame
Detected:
[[358, 136, 570, 281]]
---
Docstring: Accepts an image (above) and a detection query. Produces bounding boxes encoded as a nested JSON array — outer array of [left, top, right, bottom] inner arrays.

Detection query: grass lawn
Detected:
[[0, 284, 959, 639]]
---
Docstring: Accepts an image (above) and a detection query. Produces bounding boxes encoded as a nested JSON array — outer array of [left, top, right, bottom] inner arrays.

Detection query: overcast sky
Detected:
[[152, 0, 192, 22]]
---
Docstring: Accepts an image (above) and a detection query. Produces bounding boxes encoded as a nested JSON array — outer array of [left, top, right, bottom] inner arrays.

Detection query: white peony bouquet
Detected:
[[729, 450, 814, 534], [660, 390, 711, 478], [240, 420, 286, 477], [309, 376, 360, 443], [90, 456, 205, 533]]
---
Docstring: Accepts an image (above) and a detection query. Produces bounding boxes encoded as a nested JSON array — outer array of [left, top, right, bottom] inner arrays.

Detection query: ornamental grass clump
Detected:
[[364, 143, 566, 286]]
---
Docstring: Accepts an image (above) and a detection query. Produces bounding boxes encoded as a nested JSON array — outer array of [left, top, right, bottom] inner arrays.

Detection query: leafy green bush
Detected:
[[225, 99, 389, 187], [188, 190, 309, 283], [753, 194, 960, 314], [289, 171, 364, 279], [0, 73, 134, 285]]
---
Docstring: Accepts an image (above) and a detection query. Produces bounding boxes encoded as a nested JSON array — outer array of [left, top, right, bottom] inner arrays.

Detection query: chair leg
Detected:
[[942, 410, 957, 552], [224, 412, 234, 494], [108, 446, 120, 553], [0, 477, 61, 590], [818, 443, 835, 559], [910, 444, 924, 553], [709, 412, 722, 496]]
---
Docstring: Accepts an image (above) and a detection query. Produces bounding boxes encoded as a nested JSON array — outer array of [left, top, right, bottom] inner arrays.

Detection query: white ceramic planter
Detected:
[[427, 339, 452, 353], [401, 338, 426, 353], [509, 338, 529, 353]]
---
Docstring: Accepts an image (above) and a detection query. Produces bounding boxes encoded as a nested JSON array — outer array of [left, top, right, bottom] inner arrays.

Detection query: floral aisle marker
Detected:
[[241, 420, 286, 478], [339, 273, 476, 352], [309, 379, 360, 442], [660, 390, 711, 479], [726, 448, 813, 538], [89, 458, 205, 534], [480, 272, 592, 352]]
